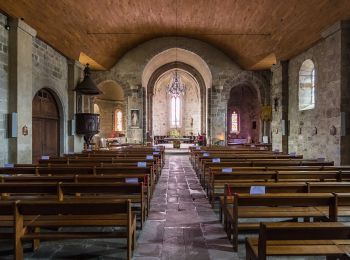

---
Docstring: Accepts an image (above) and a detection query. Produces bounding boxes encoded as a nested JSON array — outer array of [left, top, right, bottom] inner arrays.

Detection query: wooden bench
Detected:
[[200, 160, 335, 187], [227, 193, 337, 251], [58, 182, 147, 228], [0, 182, 147, 229], [13, 199, 136, 260], [245, 222, 350, 260]]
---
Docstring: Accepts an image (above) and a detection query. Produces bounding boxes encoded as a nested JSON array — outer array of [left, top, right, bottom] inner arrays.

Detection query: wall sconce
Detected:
[[22, 125, 28, 136]]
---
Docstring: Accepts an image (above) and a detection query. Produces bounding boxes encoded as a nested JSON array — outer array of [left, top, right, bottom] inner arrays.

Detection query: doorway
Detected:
[[32, 88, 60, 162]]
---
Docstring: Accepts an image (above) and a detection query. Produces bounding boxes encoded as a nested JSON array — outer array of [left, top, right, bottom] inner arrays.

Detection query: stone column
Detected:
[[127, 85, 143, 144], [340, 21, 350, 164], [8, 18, 36, 163], [67, 60, 84, 152], [281, 60, 289, 153], [271, 61, 289, 153]]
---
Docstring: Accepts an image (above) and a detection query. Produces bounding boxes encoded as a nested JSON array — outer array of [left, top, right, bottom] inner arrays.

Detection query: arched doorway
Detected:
[[32, 88, 60, 162], [227, 84, 261, 144]]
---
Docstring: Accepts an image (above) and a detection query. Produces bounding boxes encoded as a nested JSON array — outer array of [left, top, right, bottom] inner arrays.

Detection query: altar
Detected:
[[164, 137, 190, 142], [164, 137, 190, 148]]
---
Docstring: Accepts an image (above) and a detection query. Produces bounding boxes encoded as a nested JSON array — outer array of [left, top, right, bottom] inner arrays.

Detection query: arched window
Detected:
[[93, 104, 100, 114], [231, 111, 239, 133], [299, 59, 316, 111], [114, 109, 123, 131], [171, 96, 181, 128]]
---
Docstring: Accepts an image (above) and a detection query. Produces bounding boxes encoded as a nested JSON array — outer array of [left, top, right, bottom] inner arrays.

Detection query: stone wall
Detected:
[[288, 31, 341, 164], [93, 99, 125, 138], [0, 13, 9, 166], [92, 37, 270, 144], [340, 22, 350, 165]]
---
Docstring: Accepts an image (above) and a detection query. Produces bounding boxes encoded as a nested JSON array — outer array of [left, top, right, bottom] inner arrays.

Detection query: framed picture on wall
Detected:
[[130, 109, 140, 128]]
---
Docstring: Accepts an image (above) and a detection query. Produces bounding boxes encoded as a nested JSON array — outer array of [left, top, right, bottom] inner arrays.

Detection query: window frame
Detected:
[[170, 96, 182, 128], [231, 110, 240, 134], [114, 109, 123, 132], [298, 59, 316, 111]]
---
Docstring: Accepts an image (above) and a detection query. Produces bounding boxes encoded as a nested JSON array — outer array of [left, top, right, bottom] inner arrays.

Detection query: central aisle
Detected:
[[134, 154, 236, 260]]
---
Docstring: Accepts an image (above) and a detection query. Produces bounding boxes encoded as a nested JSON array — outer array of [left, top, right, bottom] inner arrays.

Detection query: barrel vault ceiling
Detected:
[[1, 0, 350, 70]]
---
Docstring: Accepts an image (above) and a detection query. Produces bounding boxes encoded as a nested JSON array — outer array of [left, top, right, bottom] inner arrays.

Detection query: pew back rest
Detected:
[[17, 199, 130, 216], [59, 182, 143, 196], [234, 193, 335, 207]]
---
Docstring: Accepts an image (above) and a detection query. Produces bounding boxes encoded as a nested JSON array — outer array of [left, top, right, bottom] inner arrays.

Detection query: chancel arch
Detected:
[[152, 69, 201, 136], [146, 61, 208, 138]]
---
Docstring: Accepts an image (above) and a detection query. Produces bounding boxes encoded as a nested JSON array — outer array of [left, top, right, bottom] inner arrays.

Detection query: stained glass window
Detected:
[[171, 96, 181, 127], [114, 110, 123, 131], [231, 111, 239, 133]]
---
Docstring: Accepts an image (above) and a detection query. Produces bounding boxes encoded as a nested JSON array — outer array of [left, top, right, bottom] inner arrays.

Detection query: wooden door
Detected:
[[32, 89, 60, 162]]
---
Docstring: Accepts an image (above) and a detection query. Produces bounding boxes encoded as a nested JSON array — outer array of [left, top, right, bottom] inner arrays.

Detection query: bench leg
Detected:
[[127, 232, 132, 260], [31, 227, 40, 251], [245, 239, 259, 260], [14, 209, 24, 260]]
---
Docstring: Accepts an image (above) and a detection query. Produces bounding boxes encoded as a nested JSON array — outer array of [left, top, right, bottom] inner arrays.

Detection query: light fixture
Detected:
[[74, 63, 102, 95], [167, 70, 186, 97], [167, 0, 185, 97]]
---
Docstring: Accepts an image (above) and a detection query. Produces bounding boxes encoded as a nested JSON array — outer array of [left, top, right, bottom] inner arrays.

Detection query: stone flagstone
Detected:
[[133, 154, 236, 260]]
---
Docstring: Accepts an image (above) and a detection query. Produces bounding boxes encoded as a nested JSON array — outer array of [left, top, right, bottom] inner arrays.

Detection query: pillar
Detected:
[[8, 18, 36, 163]]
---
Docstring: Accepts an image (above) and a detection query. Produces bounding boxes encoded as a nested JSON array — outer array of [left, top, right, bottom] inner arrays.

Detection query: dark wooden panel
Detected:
[[32, 89, 59, 163]]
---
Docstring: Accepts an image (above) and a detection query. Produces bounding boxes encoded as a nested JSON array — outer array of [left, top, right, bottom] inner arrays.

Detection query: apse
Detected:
[[227, 84, 261, 144], [93, 81, 125, 139], [152, 69, 201, 136]]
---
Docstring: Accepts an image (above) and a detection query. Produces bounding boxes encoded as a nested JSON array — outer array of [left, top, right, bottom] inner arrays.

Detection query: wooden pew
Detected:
[[14, 199, 136, 260], [218, 182, 308, 223], [58, 182, 147, 228], [245, 222, 350, 260], [208, 170, 345, 203], [220, 182, 350, 234], [227, 193, 337, 251], [200, 160, 334, 186], [0, 182, 147, 229]]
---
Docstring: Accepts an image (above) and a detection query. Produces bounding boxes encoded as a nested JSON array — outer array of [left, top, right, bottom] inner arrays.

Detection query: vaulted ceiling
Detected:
[[1, 0, 350, 70]]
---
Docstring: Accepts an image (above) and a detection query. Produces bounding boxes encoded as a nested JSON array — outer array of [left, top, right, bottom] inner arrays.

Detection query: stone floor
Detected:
[[133, 154, 235, 260]]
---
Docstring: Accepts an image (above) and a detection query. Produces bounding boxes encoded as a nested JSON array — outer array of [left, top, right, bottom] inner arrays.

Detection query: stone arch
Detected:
[[94, 80, 127, 138], [221, 71, 269, 105], [146, 61, 207, 135], [209, 71, 270, 144], [142, 48, 212, 89], [97, 80, 125, 101]]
